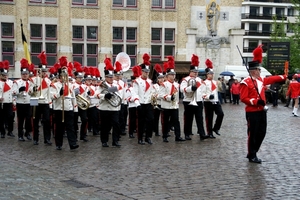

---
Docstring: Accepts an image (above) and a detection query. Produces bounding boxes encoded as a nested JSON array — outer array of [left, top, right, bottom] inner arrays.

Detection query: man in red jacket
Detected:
[[240, 46, 286, 164]]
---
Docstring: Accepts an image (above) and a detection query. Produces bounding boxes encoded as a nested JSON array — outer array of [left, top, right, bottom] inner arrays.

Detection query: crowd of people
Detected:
[[0, 47, 298, 164]]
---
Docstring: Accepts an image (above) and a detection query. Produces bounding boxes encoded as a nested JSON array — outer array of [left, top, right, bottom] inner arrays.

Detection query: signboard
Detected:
[[267, 42, 290, 70]]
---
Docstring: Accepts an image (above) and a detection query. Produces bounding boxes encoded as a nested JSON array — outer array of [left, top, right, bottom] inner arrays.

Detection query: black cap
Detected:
[[248, 61, 260, 70]]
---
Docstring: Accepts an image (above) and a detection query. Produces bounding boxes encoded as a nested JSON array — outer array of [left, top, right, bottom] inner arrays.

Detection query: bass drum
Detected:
[[115, 52, 131, 72]]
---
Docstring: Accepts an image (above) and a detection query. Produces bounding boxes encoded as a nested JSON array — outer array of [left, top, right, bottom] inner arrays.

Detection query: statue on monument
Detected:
[[206, 0, 220, 37]]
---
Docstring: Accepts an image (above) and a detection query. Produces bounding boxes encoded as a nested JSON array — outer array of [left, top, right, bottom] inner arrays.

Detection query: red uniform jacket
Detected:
[[240, 75, 286, 112]]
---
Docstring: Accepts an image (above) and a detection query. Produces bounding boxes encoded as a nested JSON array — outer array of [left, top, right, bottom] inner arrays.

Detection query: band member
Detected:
[[95, 57, 122, 147], [133, 53, 155, 145], [84, 67, 99, 136], [50, 56, 79, 150], [0, 60, 15, 138], [30, 51, 52, 145], [240, 46, 286, 163], [73, 62, 88, 142], [125, 66, 141, 138], [12, 59, 33, 141], [114, 61, 128, 136], [152, 63, 165, 137], [203, 59, 224, 138], [158, 57, 185, 142], [48, 65, 58, 138], [180, 54, 209, 141]]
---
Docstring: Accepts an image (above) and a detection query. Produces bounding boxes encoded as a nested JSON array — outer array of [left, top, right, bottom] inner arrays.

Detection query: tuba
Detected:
[[100, 81, 122, 107], [76, 94, 90, 110]]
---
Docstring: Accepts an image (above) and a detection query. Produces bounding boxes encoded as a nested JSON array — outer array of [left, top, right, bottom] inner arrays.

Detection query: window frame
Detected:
[[151, 28, 162, 43], [113, 0, 137, 8], [72, 0, 98, 6], [152, 0, 175, 9], [126, 27, 137, 42], [45, 24, 57, 40], [72, 26, 84, 41], [30, 24, 43, 39], [164, 28, 175, 43], [29, 0, 57, 4], [1, 41, 15, 67], [113, 27, 124, 42], [86, 44, 98, 66], [72, 43, 84, 65], [1, 23, 14, 38], [87, 26, 98, 41]]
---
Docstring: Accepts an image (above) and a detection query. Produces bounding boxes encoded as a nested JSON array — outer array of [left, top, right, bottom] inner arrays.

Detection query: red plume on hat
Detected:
[[3, 60, 9, 71], [163, 62, 168, 74], [83, 66, 91, 76], [28, 63, 35, 72], [49, 66, 57, 75], [142, 53, 150, 65], [94, 67, 101, 78], [37, 51, 47, 65], [74, 61, 83, 73], [68, 62, 74, 72], [54, 63, 61, 71], [59, 56, 68, 67], [132, 65, 141, 77], [104, 56, 114, 71], [154, 64, 163, 74], [205, 59, 213, 69], [115, 61, 122, 73], [20, 58, 29, 69], [167, 56, 175, 70], [68, 66, 73, 77], [191, 54, 199, 66], [252, 45, 263, 64], [0, 62, 3, 70]]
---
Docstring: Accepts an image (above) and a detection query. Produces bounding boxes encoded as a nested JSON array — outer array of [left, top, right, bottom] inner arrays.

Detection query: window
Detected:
[[249, 6, 259, 16], [288, 8, 294, 16], [73, 26, 84, 40], [126, 28, 136, 41], [30, 24, 42, 38], [72, 25, 99, 66], [112, 26, 137, 66], [45, 25, 57, 39], [113, 27, 123, 41], [1, 41, 14, 66], [262, 24, 271, 33], [249, 23, 258, 31], [151, 28, 176, 60], [72, 0, 97, 6], [151, 28, 161, 41], [263, 7, 272, 17], [29, 0, 57, 4], [152, 0, 175, 9], [30, 24, 58, 66], [113, 0, 137, 7], [1, 23, 14, 38], [87, 26, 97, 40], [276, 8, 284, 17], [1, 22, 14, 66], [249, 40, 259, 51]]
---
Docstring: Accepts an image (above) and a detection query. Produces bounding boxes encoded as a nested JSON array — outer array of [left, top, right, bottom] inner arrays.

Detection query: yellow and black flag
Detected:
[[20, 20, 31, 64]]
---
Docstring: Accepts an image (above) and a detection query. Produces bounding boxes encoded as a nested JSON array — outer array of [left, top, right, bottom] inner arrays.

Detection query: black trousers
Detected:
[[246, 111, 267, 159], [54, 110, 77, 147], [99, 110, 120, 144], [153, 105, 162, 134], [0, 103, 14, 135], [16, 103, 32, 137], [137, 103, 154, 140], [74, 108, 88, 139], [128, 107, 137, 135], [33, 104, 51, 142], [161, 108, 181, 139], [232, 94, 240, 104], [204, 102, 224, 135], [119, 104, 128, 133], [87, 106, 99, 135], [183, 101, 206, 136]]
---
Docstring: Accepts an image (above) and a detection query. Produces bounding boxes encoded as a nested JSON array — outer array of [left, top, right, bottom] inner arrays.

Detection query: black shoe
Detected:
[[80, 137, 88, 142], [1, 134, 4, 138], [167, 133, 171, 137], [200, 135, 209, 140], [208, 134, 216, 139], [56, 146, 62, 150], [138, 140, 145, 145], [175, 137, 186, 142], [70, 144, 79, 150], [102, 142, 109, 147], [170, 127, 175, 131], [249, 157, 262, 164], [33, 140, 39, 145], [155, 132, 161, 136], [93, 132, 100, 136], [129, 134, 135, 138], [145, 138, 153, 145], [25, 135, 32, 140], [18, 137, 25, 141], [7, 132, 15, 137], [44, 140, 52, 145], [185, 135, 192, 140], [120, 132, 126, 136], [112, 141, 121, 147], [212, 129, 220, 136], [284, 105, 288, 107], [163, 138, 169, 143]]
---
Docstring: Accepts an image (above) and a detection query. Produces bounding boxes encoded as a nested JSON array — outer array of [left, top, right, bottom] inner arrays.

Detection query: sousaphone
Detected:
[[114, 52, 131, 72]]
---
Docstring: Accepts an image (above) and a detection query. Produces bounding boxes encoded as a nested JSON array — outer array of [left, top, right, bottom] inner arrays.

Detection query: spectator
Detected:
[[230, 79, 240, 105], [227, 75, 235, 103], [270, 82, 281, 107]]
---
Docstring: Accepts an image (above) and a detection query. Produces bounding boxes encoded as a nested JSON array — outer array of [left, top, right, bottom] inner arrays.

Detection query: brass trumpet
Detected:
[[188, 78, 198, 106]]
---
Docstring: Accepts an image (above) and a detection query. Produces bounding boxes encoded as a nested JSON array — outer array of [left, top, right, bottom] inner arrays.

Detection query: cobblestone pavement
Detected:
[[0, 102, 299, 199]]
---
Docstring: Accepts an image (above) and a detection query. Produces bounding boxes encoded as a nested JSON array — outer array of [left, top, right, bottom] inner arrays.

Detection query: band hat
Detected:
[[140, 53, 151, 72], [248, 45, 263, 70], [20, 58, 29, 74], [190, 54, 200, 72], [140, 63, 150, 72], [38, 51, 48, 72], [247, 61, 260, 70], [74, 61, 84, 78], [104, 69, 114, 78], [166, 68, 176, 75], [205, 59, 214, 74], [114, 61, 123, 76], [0, 60, 9, 75], [166, 56, 176, 75], [104, 56, 114, 78]]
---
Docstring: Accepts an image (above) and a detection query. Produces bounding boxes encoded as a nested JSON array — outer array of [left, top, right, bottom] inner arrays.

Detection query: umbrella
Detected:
[[220, 71, 235, 76]]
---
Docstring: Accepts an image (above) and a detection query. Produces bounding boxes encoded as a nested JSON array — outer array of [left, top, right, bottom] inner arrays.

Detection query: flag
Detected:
[[21, 21, 31, 65]]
